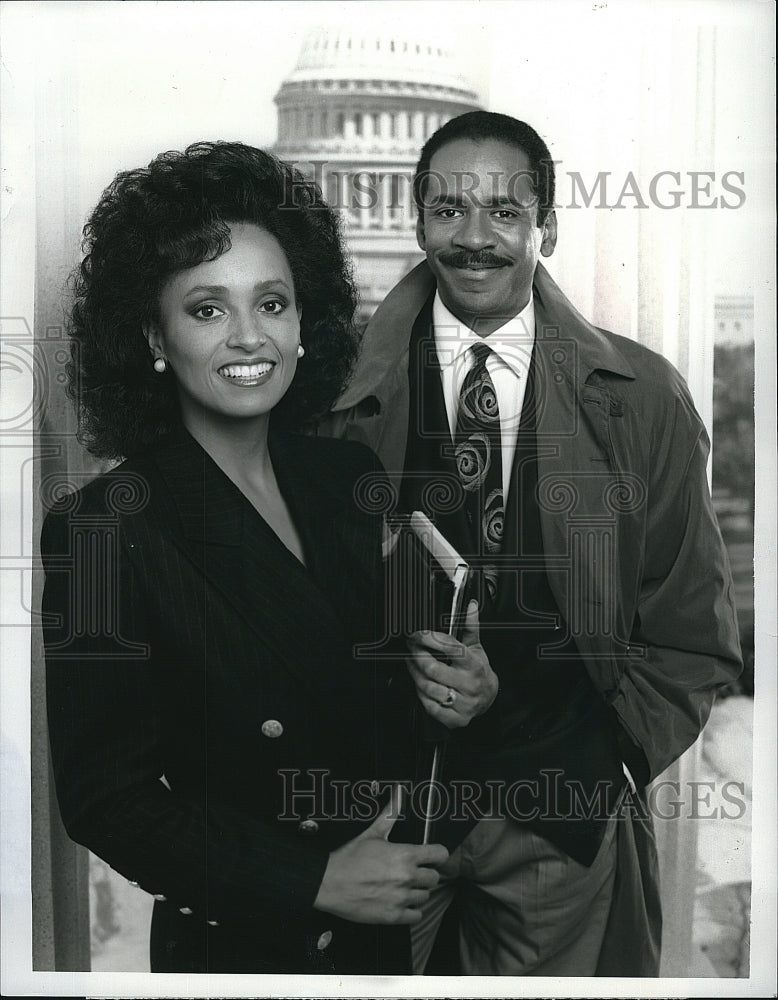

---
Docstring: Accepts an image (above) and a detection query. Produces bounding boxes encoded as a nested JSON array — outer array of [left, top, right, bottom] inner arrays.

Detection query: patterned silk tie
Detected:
[[453, 342, 504, 602]]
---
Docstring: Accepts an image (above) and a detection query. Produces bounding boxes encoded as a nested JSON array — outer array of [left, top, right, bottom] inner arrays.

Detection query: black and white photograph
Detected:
[[0, 1, 775, 996]]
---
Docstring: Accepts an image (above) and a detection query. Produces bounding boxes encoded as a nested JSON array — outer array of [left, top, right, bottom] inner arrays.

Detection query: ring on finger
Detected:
[[442, 687, 457, 707]]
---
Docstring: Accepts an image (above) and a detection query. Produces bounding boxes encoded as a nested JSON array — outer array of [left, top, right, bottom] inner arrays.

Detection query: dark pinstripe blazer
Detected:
[[41, 424, 411, 974]]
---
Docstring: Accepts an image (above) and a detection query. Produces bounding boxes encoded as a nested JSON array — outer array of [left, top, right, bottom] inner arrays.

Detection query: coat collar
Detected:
[[335, 260, 635, 411]]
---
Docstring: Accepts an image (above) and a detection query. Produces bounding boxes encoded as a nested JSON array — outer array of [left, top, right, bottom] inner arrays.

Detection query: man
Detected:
[[318, 111, 741, 976]]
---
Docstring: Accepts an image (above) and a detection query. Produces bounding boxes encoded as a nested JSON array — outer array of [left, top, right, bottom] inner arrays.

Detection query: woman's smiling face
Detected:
[[148, 222, 301, 436]]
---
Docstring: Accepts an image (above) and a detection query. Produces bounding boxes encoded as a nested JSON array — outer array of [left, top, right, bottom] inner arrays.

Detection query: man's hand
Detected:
[[406, 600, 499, 728], [313, 786, 448, 924]]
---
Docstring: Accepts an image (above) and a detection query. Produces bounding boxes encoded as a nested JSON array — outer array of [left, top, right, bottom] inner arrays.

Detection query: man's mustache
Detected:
[[438, 251, 513, 268]]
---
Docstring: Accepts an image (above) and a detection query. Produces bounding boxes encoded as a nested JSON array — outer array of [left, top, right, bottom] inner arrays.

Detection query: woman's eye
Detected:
[[193, 303, 223, 320], [260, 299, 285, 314]]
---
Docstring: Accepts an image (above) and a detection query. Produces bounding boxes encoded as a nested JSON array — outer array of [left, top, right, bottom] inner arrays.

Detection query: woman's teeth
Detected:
[[219, 362, 274, 378]]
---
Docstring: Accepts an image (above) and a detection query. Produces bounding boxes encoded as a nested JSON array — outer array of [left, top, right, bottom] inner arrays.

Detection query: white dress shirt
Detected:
[[432, 292, 536, 501]]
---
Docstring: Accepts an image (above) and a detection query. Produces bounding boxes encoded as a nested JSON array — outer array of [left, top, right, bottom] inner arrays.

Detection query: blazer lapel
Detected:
[[151, 427, 348, 683], [270, 428, 387, 652]]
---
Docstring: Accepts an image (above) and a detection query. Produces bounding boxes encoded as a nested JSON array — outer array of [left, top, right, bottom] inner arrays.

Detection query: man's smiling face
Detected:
[[417, 137, 556, 336]]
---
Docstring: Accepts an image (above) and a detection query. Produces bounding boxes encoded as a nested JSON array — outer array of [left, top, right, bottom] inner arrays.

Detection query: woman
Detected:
[[41, 142, 446, 974]]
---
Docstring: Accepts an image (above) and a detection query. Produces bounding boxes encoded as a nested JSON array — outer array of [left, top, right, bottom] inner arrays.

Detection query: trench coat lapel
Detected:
[[531, 282, 636, 672], [151, 427, 350, 684]]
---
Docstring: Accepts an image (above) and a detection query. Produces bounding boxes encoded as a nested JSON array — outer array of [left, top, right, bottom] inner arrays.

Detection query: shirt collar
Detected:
[[432, 292, 536, 378]]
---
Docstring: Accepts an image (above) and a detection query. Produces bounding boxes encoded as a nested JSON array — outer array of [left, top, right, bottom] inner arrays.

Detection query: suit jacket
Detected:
[[42, 424, 411, 974], [317, 260, 743, 975]]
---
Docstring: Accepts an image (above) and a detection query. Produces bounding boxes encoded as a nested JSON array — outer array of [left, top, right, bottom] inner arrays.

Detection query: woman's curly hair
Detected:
[[68, 141, 359, 459]]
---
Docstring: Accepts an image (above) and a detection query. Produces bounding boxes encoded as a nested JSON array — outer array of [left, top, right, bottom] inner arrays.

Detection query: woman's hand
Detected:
[[406, 600, 499, 728], [313, 786, 448, 925]]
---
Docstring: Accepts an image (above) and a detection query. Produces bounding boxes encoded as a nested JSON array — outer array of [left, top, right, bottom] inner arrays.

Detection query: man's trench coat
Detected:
[[317, 260, 742, 975]]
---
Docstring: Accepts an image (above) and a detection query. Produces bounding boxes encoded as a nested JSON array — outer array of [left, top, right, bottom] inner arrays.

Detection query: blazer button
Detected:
[[261, 719, 284, 738], [153, 894, 167, 902], [207, 920, 220, 927], [316, 930, 333, 950], [128, 880, 140, 888], [179, 906, 193, 915], [298, 818, 319, 834]]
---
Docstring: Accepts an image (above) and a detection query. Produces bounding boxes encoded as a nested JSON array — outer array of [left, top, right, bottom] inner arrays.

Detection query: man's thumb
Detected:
[[462, 599, 480, 645], [363, 784, 404, 840]]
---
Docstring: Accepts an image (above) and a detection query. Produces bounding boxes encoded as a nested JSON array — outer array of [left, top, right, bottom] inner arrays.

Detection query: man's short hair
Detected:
[[413, 111, 556, 224]]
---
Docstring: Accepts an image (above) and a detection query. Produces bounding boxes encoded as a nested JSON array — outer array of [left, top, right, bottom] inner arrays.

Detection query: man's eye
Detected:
[[493, 209, 519, 219], [193, 303, 223, 320], [436, 208, 463, 219]]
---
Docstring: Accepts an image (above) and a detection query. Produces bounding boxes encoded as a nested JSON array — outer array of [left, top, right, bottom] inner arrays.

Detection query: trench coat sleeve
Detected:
[[607, 380, 742, 782], [41, 500, 328, 927]]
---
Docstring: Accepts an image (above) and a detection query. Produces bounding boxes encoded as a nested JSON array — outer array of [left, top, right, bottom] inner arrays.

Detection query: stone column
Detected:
[[18, 35, 94, 974], [363, 108, 374, 141], [381, 173, 393, 230], [634, 26, 718, 978], [340, 170, 354, 227], [407, 169, 418, 228], [358, 169, 371, 231]]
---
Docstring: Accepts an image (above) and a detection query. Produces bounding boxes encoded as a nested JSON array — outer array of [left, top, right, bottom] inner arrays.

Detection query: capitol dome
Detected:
[[273, 25, 482, 321], [286, 26, 479, 100]]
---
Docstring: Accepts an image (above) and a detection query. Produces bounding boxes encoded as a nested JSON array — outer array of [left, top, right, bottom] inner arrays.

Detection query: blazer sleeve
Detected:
[[41, 498, 328, 928]]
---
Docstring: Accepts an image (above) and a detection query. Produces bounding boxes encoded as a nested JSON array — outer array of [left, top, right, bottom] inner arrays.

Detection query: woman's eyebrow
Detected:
[[181, 280, 292, 297]]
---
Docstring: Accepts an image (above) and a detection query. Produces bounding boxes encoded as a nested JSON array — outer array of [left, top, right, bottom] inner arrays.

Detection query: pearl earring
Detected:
[[297, 345, 305, 358], [153, 357, 167, 373]]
